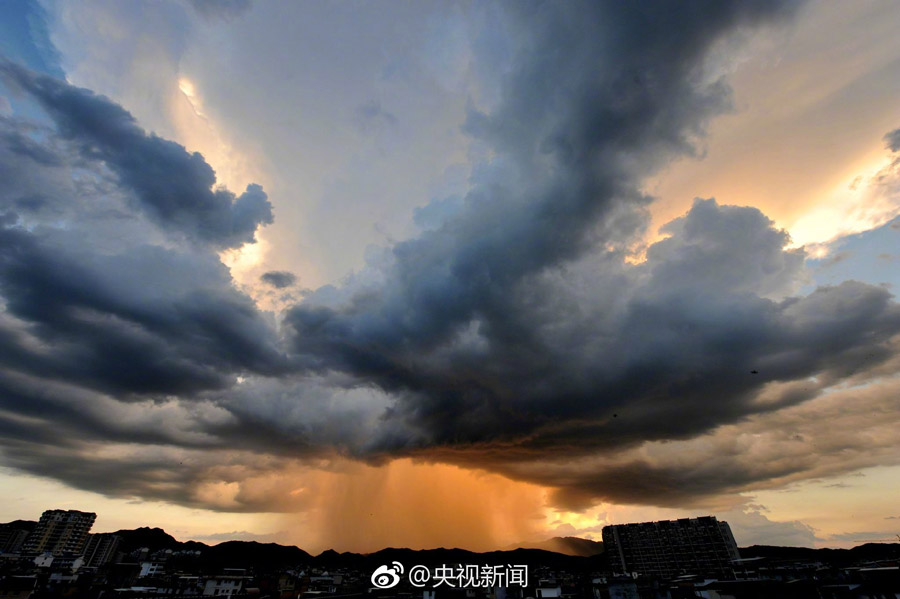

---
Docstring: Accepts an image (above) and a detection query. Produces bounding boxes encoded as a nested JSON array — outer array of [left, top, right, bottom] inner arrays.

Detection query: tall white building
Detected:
[[22, 510, 96, 556]]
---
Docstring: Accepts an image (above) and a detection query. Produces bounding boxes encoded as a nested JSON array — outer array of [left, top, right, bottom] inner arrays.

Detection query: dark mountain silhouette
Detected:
[[104, 528, 604, 570], [312, 546, 605, 572], [0, 519, 36, 533], [113, 527, 194, 553], [102, 529, 900, 571], [110, 528, 310, 570], [205, 540, 311, 568], [103, 529, 604, 572], [505, 536, 605, 557], [740, 543, 900, 564], [4, 520, 899, 571]]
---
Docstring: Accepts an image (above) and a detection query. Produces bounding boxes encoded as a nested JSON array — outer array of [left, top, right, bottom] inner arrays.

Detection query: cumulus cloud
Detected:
[[0, 61, 286, 406], [722, 508, 819, 548], [2, 0, 900, 525], [796, 121, 900, 246], [0, 61, 273, 249]]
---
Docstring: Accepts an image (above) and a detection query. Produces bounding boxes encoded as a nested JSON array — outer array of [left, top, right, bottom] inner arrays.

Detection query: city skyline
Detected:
[[1, 0, 900, 554], [12, 507, 896, 598], [0, 506, 886, 556]]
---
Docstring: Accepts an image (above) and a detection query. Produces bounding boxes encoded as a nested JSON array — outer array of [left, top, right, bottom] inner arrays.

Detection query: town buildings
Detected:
[[0, 508, 897, 598]]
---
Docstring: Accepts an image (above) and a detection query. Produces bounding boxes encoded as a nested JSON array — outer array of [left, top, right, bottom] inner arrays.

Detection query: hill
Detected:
[[506, 536, 604, 557], [739, 543, 900, 564], [113, 526, 194, 553], [313, 545, 604, 571], [0, 519, 36, 533], [110, 527, 310, 570]]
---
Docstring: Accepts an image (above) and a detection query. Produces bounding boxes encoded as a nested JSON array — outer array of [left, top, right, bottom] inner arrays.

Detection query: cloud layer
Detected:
[[2, 1, 900, 528]]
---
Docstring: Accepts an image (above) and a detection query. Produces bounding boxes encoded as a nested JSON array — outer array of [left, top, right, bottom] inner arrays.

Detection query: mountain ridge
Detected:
[[503, 536, 605, 557], [5, 521, 900, 567]]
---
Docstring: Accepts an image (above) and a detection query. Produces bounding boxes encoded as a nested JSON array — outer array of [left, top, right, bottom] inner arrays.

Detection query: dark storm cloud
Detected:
[[275, 0, 900, 502], [260, 270, 298, 289], [283, 1, 898, 455], [0, 433, 227, 509], [2, 0, 900, 514], [0, 226, 287, 396], [0, 370, 230, 451], [0, 60, 295, 512], [448, 374, 900, 510], [288, 0, 796, 377], [0, 126, 63, 166], [0, 63, 286, 400], [0, 61, 273, 249]]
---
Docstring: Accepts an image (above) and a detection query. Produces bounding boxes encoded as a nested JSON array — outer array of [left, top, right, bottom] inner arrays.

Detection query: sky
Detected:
[[1, 0, 899, 553]]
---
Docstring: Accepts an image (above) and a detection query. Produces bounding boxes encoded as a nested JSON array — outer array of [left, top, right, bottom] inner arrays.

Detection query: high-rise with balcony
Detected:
[[602, 516, 740, 579], [83, 532, 121, 566], [21, 509, 96, 556]]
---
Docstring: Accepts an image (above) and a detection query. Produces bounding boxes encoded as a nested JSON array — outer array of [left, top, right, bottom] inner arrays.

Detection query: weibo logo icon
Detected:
[[371, 561, 404, 589]]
